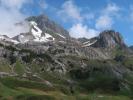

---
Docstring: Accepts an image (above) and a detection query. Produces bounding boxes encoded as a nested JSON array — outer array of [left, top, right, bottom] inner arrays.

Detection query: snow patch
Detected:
[[6, 21, 56, 44], [82, 40, 97, 47], [55, 33, 66, 39], [29, 21, 55, 42], [30, 21, 42, 39], [34, 33, 55, 42]]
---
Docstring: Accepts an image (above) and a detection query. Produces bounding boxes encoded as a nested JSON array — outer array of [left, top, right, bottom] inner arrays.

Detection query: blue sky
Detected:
[[0, 0, 133, 46]]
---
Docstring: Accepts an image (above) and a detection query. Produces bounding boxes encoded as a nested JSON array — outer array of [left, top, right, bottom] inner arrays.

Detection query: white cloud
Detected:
[[58, 0, 97, 39], [0, 0, 28, 9], [102, 3, 120, 15], [69, 23, 98, 39], [58, 0, 82, 22], [95, 3, 120, 30], [96, 15, 113, 30], [0, 0, 31, 37], [58, 0, 95, 23]]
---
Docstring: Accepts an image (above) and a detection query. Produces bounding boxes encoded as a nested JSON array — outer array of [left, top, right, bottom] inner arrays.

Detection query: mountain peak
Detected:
[[92, 30, 127, 49], [13, 20, 55, 43], [12, 14, 71, 43], [26, 15, 70, 38]]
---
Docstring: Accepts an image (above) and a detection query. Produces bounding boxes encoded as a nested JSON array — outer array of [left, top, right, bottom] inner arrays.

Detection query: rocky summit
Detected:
[[26, 15, 70, 38], [0, 15, 133, 100], [93, 30, 127, 48]]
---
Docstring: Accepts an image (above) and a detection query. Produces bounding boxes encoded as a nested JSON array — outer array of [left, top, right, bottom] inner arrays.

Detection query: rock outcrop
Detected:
[[92, 30, 127, 49]]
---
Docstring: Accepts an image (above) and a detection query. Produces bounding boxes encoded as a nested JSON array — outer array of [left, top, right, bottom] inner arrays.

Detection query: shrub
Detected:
[[80, 74, 120, 92], [69, 69, 89, 79], [15, 94, 55, 100], [9, 52, 16, 65], [114, 55, 126, 62]]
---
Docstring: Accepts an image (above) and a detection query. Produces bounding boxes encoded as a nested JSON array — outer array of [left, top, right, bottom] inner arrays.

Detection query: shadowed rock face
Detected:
[[26, 15, 70, 38], [130, 46, 133, 50], [92, 30, 127, 49]]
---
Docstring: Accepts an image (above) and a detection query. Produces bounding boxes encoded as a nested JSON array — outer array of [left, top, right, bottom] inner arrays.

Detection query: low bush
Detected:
[[15, 94, 55, 100]]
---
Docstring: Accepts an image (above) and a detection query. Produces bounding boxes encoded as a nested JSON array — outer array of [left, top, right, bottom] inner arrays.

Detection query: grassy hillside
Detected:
[[0, 77, 132, 100]]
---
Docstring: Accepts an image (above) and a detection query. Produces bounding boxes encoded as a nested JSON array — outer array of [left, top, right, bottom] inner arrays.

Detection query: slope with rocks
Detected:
[[0, 35, 19, 45]]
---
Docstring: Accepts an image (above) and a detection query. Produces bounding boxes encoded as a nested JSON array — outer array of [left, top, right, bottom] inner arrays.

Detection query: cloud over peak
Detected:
[[58, 0, 98, 39], [0, 0, 28, 9], [69, 23, 98, 39], [96, 15, 113, 30], [0, 0, 32, 37]]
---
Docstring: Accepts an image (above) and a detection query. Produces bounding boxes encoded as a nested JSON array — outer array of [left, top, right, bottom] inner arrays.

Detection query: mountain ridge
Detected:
[[0, 14, 133, 100], [0, 16, 130, 60], [0, 15, 129, 50]]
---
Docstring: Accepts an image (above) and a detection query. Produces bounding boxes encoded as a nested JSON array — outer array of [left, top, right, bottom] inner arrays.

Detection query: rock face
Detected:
[[91, 30, 126, 49], [130, 46, 133, 50], [26, 15, 70, 38]]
